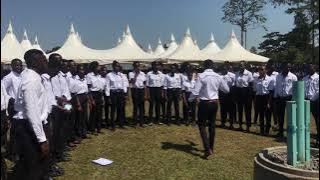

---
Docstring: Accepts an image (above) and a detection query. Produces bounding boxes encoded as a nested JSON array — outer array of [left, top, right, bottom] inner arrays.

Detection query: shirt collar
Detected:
[[310, 72, 319, 79], [204, 69, 213, 73], [41, 73, 50, 79]]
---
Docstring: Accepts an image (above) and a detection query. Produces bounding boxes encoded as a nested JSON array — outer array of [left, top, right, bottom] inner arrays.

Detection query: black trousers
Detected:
[[311, 99, 319, 141], [110, 90, 125, 128], [89, 91, 103, 132], [148, 87, 162, 123], [276, 96, 292, 135], [219, 89, 236, 126], [51, 106, 65, 156], [161, 91, 167, 120], [236, 87, 252, 128], [12, 119, 49, 180], [76, 94, 88, 137], [256, 95, 271, 134], [166, 88, 181, 123], [198, 100, 218, 153], [104, 95, 110, 127], [1, 111, 8, 180], [131, 88, 145, 125], [69, 94, 77, 141], [183, 91, 196, 124]]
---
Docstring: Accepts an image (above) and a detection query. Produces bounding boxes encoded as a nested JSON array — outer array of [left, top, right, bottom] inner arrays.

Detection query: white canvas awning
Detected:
[[153, 38, 166, 56], [201, 33, 221, 57], [1, 22, 25, 63], [210, 30, 269, 62], [20, 29, 33, 52], [158, 34, 178, 57]]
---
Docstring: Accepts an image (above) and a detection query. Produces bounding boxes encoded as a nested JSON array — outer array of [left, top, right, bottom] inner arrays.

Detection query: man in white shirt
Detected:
[[12, 49, 50, 180], [194, 60, 229, 159], [2, 59, 23, 117], [129, 62, 147, 127], [254, 66, 274, 135], [219, 63, 236, 129], [106, 61, 127, 129], [87, 61, 104, 133], [164, 64, 182, 125], [266, 62, 279, 129], [274, 62, 298, 137], [303, 64, 319, 145], [235, 61, 254, 132], [146, 61, 165, 125]]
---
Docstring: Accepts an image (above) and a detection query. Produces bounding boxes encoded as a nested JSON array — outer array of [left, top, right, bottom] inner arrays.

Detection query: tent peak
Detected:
[[158, 38, 162, 44], [125, 25, 131, 35], [170, 33, 176, 42], [117, 37, 122, 44], [210, 33, 215, 42], [122, 31, 126, 39], [70, 23, 75, 34], [34, 35, 39, 45], [7, 21, 13, 34], [185, 28, 191, 36], [23, 29, 29, 40], [231, 29, 236, 39]]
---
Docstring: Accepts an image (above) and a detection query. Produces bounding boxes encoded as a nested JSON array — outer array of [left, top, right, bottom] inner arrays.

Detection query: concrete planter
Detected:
[[254, 146, 319, 180]]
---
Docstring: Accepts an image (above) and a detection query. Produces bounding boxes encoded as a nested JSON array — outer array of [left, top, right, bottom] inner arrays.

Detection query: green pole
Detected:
[[287, 101, 297, 166], [294, 81, 305, 163], [304, 100, 311, 162]]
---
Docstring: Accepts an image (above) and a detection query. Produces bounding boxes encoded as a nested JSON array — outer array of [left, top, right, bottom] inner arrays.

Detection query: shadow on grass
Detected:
[[161, 140, 203, 158]]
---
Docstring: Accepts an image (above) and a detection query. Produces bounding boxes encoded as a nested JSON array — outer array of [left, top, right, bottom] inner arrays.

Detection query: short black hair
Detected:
[[203, 59, 214, 69], [24, 49, 44, 68], [112, 60, 119, 67], [89, 61, 99, 71], [133, 61, 140, 68], [11, 58, 22, 65]]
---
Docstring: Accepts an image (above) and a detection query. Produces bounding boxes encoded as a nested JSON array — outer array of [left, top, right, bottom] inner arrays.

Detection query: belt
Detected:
[[110, 89, 124, 93]]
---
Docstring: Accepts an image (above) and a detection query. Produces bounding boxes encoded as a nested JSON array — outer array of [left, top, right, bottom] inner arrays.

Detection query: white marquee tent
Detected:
[[201, 33, 221, 56], [100, 25, 156, 62], [211, 30, 269, 62], [20, 29, 33, 52], [159, 34, 178, 57], [1, 22, 25, 63], [167, 28, 208, 62], [153, 38, 166, 56], [32, 35, 44, 52], [49, 24, 113, 64], [147, 44, 153, 54]]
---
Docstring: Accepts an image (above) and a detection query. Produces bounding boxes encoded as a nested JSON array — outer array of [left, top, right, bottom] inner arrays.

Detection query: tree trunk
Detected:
[[241, 27, 244, 46]]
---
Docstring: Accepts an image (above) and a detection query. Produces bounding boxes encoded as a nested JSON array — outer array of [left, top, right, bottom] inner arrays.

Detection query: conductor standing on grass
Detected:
[[194, 59, 229, 159]]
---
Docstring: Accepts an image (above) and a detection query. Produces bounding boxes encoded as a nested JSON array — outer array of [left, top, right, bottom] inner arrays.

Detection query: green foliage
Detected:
[[222, 0, 267, 45]]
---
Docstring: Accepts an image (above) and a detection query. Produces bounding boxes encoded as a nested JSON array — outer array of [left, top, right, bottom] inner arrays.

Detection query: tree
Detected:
[[222, 0, 267, 46], [258, 32, 287, 61], [250, 46, 258, 53]]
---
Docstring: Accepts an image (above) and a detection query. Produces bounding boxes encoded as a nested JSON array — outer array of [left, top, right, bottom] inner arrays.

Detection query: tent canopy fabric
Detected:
[[1, 22, 25, 63], [20, 29, 33, 51], [201, 33, 221, 56], [32, 35, 44, 52], [167, 28, 208, 62], [147, 44, 153, 54], [158, 34, 178, 57], [153, 38, 166, 56], [210, 30, 269, 62]]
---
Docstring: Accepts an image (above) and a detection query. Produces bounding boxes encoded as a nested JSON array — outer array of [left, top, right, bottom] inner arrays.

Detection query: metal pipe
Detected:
[[287, 101, 297, 166], [294, 81, 305, 162], [304, 100, 311, 162]]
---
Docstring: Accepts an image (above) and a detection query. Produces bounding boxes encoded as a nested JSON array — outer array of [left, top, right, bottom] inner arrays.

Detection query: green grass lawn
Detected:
[[56, 124, 286, 180], [54, 99, 318, 180]]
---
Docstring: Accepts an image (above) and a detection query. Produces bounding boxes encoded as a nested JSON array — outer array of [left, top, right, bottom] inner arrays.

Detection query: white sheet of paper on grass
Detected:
[[92, 158, 113, 166]]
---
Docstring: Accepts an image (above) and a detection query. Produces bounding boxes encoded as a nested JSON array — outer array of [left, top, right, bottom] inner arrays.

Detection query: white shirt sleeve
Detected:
[[105, 75, 110, 96], [193, 77, 202, 96], [163, 75, 168, 90], [23, 80, 47, 143], [219, 77, 230, 93]]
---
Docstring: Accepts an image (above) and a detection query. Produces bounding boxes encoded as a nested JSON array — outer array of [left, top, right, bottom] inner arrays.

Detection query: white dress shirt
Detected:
[[1, 81, 10, 112], [194, 69, 230, 100], [13, 68, 47, 143], [41, 74, 57, 115], [72, 78, 89, 95], [221, 72, 236, 88], [303, 73, 319, 101], [254, 75, 274, 95], [129, 71, 146, 89], [274, 72, 298, 98], [105, 71, 127, 95], [146, 71, 165, 87], [235, 69, 254, 88], [181, 74, 196, 92], [2, 71, 22, 100], [163, 73, 182, 89], [87, 72, 104, 92], [68, 75, 81, 94], [121, 73, 129, 93], [58, 71, 72, 100]]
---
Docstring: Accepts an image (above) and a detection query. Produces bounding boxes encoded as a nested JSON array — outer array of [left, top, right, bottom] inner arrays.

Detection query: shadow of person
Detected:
[[161, 140, 202, 157]]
